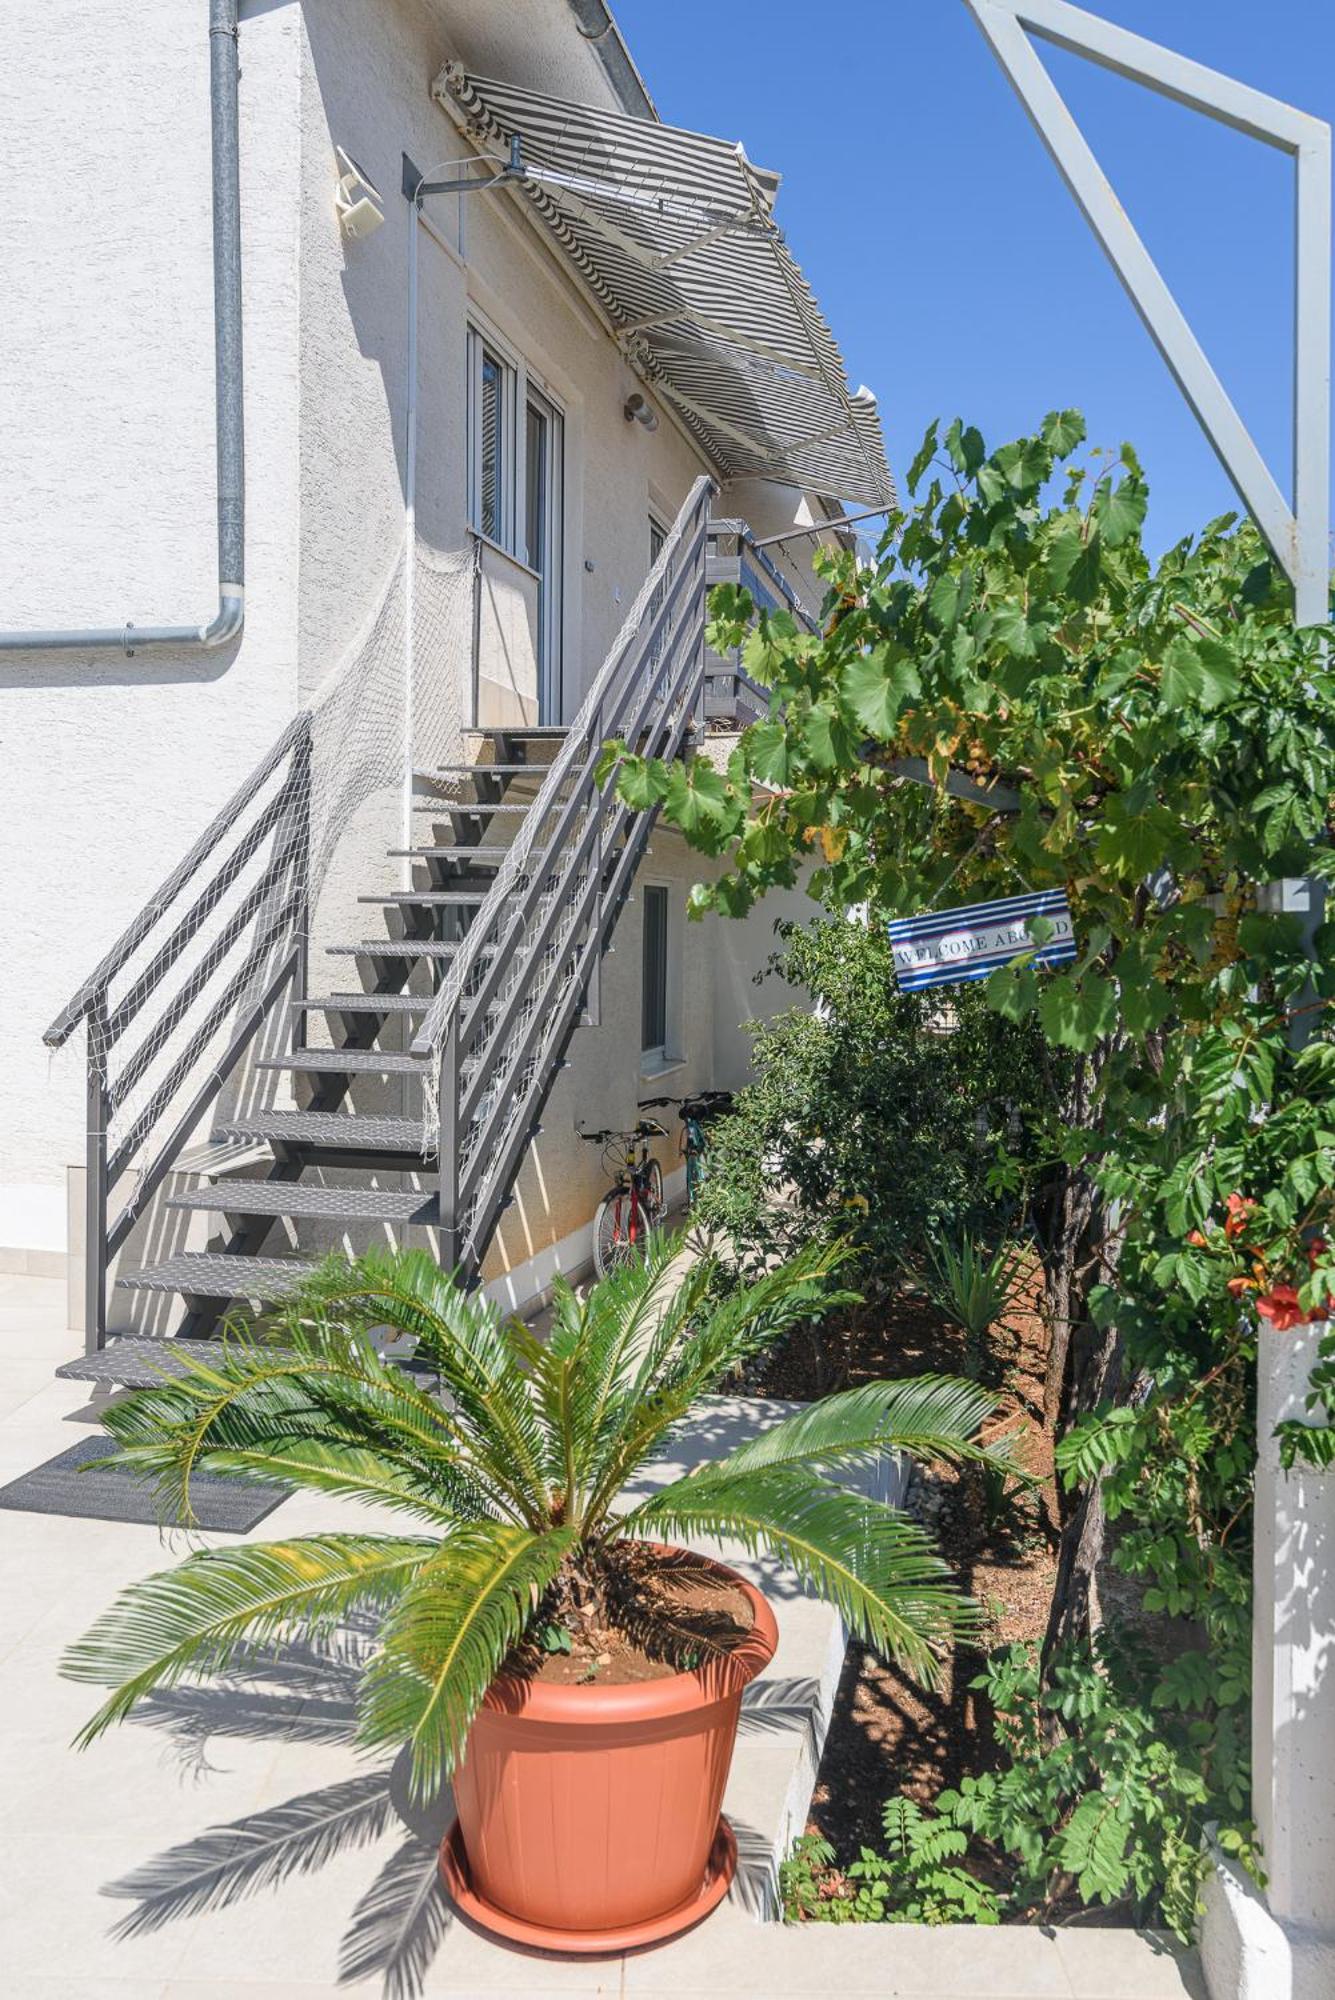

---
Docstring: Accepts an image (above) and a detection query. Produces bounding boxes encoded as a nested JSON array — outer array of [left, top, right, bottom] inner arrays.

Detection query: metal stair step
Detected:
[[327, 940, 461, 959], [464, 726, 568, 738], [413, 764, 539, 779], [217, 1112, 426, 1154], [165, 1181, 438, 1224], [358, 891, 488, 907], [56, 1336, 292, 1388], [388, 846, 551, 865], [118, 1253, 318, 1300], [254, 1048, 428, 1076], [414, 801, 534, 816], [294, 993, 430, 1016]]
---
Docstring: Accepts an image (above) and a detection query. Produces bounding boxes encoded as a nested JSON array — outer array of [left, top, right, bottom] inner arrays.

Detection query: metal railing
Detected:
[[411, 475, 714, 1274], [702, 520, 816, 728], [44, 715, 313, 1352]]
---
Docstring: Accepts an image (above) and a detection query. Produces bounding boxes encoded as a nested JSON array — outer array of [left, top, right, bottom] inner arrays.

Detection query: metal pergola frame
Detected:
[[962, 0, 1331, 629]]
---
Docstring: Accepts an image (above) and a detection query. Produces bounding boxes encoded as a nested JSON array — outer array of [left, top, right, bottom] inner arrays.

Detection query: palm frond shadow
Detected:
[[128, 1629, 371, 1774], [102, 1632, 787, 1988], [725, 1816, 778, 1921], [101, 1767, 396, 1939], [738, 1674, 822, 1760], [100, 1630, 457, 1993], [339, 1828, 453, 1999]]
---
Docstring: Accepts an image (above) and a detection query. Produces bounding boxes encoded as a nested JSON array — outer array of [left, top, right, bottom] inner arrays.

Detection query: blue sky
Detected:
[[613, 1, 1335, 557]]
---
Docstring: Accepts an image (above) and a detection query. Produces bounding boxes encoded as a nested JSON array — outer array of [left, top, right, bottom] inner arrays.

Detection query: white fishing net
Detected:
[[68, 535, 474, 1194]]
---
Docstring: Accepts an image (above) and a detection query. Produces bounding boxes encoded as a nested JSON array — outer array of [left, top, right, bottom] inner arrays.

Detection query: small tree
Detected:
[[694, 917, 1048, 1286], [607, 412, 1335, 1921]]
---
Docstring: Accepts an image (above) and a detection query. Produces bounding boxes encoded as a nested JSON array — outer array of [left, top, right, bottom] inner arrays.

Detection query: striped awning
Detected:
[[432, 66, 896, 510]]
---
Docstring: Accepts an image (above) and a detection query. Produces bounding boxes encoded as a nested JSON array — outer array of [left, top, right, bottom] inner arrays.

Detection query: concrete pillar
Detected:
[[1204, 1322, 1335, 1998]]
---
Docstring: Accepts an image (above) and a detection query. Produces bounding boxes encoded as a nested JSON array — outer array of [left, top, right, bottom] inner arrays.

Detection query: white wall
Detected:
[[708, 874, 820, 1089], [0, 0, 303, 1256]]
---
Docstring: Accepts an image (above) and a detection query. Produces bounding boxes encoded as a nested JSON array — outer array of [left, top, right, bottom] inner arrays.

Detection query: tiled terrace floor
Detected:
[[0, 1273, 1208, 1998]]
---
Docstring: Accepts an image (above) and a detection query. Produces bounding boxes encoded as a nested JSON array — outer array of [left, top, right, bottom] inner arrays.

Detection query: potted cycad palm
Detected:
[[63, 1238, 1009, 1951]]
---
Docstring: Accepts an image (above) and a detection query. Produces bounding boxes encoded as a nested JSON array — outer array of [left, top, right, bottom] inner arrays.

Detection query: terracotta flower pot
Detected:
[[443, 1549, 778, 1951]]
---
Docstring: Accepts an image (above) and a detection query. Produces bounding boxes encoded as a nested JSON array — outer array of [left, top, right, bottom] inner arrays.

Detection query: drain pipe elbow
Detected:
[[0, 0, 244, 659], [201, 588, 246, 649]]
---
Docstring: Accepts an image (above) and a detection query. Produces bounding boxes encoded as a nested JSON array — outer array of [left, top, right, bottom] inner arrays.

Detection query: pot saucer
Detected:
[[439, 1816, 737, 1953]]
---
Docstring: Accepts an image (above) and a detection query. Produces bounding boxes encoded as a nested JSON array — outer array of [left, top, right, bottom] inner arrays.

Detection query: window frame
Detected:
[[466, 317, 567, 719], [466, 326, 518, 550], [640, 881, 677, 1073], [525, 382, 565, 721]]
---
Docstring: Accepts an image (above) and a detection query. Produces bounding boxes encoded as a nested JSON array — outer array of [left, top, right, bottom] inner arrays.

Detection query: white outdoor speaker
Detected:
[[334, 147, 385, 241]]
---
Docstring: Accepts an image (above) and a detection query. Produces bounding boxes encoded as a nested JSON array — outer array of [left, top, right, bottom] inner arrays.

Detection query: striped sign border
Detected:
[[888, 889, 1076, 992]]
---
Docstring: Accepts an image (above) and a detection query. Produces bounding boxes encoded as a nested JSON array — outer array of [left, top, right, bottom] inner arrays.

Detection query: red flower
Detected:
[[1256, 1286, 1310, 1332], [1226, 1275, 1257, 1297], [1187, 1230, 1209, 1248], [1307, 1235, 1329, 1271], [1224, 1194, 1257, 1241]]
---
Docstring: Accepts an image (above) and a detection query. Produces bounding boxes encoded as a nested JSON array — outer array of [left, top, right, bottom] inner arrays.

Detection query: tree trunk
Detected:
[[1031, 1035, 1132, 1670], [1041, 1318, 1125, 1669]]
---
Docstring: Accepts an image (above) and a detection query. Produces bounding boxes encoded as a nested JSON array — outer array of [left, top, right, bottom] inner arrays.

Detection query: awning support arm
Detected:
[[403, 135, 526, 204]]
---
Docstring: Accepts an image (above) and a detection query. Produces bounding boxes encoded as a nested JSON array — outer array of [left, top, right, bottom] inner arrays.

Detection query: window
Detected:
[[641, 885, 669, 1059], [467, 329, 515, 546], [648, 515, 666, 566], [525, 386, 564, 720], [466, 323, 564, 719]]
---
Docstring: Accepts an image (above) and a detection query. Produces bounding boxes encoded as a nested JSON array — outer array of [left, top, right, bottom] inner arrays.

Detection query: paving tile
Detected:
[[15, 1981, 170, 2000], [0, 1833, 198, 1985], [1054, 1927, 1207, 1999], [419, 1923, 626, 1993], [624, 1916, 1079, 1995], [162, 1985, 384, 1999]]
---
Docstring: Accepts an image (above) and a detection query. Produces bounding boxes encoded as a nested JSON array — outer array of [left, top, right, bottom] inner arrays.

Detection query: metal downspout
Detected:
[[565, 0, 657, 119], [0, 0, 244, 656]]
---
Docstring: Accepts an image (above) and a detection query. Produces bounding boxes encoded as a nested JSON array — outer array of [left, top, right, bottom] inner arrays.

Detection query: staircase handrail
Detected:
[[409, 474, 713, 1065], [412, 475, 714, 1270], [43, 709, 312, 1048], [44, 708, 314, 1352]]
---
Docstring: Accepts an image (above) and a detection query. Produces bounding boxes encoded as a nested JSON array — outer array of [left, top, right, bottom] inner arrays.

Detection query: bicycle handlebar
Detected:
[[579, 1118, 669, 1145]]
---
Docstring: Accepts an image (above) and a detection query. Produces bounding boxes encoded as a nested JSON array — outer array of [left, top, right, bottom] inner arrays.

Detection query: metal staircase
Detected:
[[46, 477, 711, 1381]]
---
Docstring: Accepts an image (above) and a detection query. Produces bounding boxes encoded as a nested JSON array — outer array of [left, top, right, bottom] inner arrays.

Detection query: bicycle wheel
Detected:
[[645, 1158, 665, 1224], [594, 1189, 636, 1278]]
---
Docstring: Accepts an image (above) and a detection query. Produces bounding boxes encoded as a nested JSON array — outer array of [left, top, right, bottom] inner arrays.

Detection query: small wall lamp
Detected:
[[335, 147, 385, 240], [623, 391, 659, 432]]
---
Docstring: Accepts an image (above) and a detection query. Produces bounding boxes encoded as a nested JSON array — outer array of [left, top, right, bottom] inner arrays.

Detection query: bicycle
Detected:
[[582, 1117, 670, 1277], [640, 1090, 735, 1209]]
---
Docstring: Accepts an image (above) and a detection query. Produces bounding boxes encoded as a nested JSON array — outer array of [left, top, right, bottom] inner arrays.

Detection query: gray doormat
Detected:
[[0, 1435, 289, 1532]]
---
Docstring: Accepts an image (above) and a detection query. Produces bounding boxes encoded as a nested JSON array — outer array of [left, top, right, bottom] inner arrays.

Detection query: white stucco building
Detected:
[[0, 0, 893, 1342]]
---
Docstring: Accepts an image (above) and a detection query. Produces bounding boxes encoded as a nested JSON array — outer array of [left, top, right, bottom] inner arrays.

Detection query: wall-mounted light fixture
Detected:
[[623, 391, 658, 432], [334, 147, 385, 240]]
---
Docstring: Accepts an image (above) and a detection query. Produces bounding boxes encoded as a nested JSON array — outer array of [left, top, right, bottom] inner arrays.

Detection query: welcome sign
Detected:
[[888, 888, 1076, 993]]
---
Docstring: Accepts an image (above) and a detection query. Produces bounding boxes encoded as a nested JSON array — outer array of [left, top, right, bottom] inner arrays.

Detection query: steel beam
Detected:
[[962, 0, 1331, 627]]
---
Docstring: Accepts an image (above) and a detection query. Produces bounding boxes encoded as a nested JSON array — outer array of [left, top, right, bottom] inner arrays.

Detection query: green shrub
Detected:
[[785, 1636, 1255, 1938], [696, 919, 1049, 1287]]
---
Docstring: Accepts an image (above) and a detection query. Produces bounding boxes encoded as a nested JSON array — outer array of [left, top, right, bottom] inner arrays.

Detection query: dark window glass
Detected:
[[479, 350, 503, 540], [641, 886, 669, 1053], [525, 402, 547, 573]]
